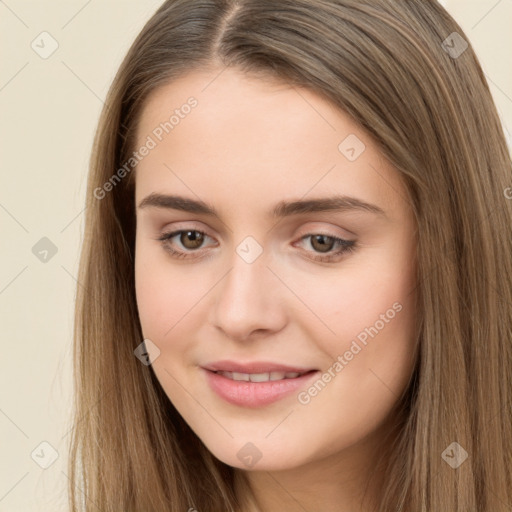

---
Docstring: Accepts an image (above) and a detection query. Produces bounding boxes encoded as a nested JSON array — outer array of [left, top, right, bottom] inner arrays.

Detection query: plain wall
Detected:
[[0, 1, 510, 510]]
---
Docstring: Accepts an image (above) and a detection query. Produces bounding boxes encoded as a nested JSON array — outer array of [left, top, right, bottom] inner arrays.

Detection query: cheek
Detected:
[[134, 245, 197, 341], [292, 274, 416, 454], [134, 257, 202, 406], [134, 253, 212, 423], [293, 255, 414, 348], [293, 245, 417, 396], [334, 279, 416, 406], [134, 247, 221, 381]]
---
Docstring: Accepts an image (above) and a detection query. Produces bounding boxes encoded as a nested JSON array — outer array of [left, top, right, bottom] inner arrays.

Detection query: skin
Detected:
[[133, 67, 418, 512]]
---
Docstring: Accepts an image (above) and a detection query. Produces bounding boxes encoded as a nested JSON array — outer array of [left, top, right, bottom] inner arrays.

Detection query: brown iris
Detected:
[[180, 230, 204, 250], [309, 234, 335, 253]]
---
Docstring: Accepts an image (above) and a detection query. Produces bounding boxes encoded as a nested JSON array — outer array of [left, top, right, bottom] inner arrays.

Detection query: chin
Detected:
[[200, 435, 313, 472]]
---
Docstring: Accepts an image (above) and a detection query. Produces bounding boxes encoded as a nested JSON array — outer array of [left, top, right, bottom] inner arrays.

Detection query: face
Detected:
[[133, 67, 418, 472]]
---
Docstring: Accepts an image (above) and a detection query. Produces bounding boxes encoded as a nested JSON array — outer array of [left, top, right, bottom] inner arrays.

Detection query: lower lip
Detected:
[[203, 369, 319, 407]]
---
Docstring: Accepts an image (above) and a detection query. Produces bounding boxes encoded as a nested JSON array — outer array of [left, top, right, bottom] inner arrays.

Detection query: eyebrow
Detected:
[[138, 192, 387, 219]]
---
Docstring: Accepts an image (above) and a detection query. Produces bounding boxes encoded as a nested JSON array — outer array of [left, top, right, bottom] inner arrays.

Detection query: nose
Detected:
[[210, 246, 287, 342]]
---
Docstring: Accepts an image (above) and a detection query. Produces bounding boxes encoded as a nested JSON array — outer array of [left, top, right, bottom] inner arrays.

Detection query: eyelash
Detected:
[[156, 229, 356, 263]]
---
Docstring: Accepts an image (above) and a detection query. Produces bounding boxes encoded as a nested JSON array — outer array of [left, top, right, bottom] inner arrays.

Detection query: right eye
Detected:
[[157, 229, 217, 259]]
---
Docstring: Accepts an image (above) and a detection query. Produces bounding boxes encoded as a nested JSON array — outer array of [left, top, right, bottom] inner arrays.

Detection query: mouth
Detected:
[[212, 370, 315, 382], [201, 361, 319, 407]]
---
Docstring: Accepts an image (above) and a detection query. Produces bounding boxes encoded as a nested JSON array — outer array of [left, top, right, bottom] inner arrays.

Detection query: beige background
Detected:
[[0, 1, 510, 510]]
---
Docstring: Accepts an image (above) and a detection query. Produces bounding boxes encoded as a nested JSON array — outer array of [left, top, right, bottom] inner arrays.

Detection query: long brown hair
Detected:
[[68, 1, 512, 510]]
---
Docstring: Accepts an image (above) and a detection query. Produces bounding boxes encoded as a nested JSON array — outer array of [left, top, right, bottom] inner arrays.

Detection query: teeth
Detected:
[[216, 371, 304, 381], [232, 372, 250, 381], [249, 372, 272, 382]]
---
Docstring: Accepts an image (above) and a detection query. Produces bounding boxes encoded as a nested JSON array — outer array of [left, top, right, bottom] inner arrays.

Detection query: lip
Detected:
[[202, 360, 316, 374], [201, 361, 319, 408]]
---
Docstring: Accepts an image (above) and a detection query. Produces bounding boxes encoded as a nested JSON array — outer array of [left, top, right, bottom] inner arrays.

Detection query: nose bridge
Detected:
[[211, 235, 286, 339], [219, 238, 272, 311]]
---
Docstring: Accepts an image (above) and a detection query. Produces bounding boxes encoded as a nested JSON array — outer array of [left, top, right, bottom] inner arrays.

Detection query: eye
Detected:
[[156, 229, 216, 259], [295, 233, 356, 262], [156, 229, 356, 263]]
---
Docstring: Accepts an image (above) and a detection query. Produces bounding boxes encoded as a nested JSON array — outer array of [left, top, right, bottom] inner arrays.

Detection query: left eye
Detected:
[[156, 229, 356, 262], [294, 233, 356, 262]]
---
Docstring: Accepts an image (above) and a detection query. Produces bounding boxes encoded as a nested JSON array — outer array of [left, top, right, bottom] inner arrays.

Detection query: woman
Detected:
[[69, 1, 512, 510]]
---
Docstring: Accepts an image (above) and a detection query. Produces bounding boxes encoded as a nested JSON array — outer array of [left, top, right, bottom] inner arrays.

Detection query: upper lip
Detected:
[[202, 360, 317, 374]]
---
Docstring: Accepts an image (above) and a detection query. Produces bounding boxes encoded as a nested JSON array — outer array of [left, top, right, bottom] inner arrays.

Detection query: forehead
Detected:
[[136, 67, 338, 148], [134, 67, 409, 221]]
